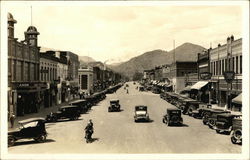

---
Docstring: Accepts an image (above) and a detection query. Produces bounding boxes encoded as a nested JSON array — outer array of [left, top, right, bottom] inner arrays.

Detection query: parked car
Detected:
[[215, 113, 242, 134], [152, 87, 161, 94], [192, 104, 212, 119], [69, 99, 88, 113], [231, 116, 242, 145], [134, 105, 149, 122], [162, 108, 183, 126], [8, 117, 47, 147], [179, 98, 199, 115], [46, 105, 80, 122], [187, 102, 208, 117], [204, 109, 230, 129], [108, 99, 121, 112], [139, 86, 145, 91]]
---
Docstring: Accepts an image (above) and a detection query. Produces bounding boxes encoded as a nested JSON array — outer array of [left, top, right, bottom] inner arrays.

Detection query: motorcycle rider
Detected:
[[85, 119, 94, 142]]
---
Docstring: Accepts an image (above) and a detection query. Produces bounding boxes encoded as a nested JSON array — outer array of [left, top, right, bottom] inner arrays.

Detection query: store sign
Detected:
[[223, 71, 235, 83], [200, 72, 212, 80], [40, 69, 48, 73], [18, 83, 29, 87]]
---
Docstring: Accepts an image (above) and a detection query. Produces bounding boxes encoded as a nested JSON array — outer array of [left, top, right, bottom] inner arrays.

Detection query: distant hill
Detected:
[[79, 56, 96, 64], [109, 43, 206, 78]]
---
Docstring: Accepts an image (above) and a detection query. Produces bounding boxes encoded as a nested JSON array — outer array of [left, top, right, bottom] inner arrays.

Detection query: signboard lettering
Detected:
[[200, 72, 212, 80], [223, 71, 235, 83]]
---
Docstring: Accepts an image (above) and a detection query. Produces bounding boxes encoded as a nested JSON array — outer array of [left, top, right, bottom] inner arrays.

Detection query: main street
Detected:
[[8, 82, 241, 154]]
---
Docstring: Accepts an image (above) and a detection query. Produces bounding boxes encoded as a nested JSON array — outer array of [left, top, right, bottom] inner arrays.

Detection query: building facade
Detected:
[[8, 13, 47, 116], [78, 67, 94, 95], [170, 61, 197, 93], [40, 51, 59, 108], [210, 36, 242, 110]]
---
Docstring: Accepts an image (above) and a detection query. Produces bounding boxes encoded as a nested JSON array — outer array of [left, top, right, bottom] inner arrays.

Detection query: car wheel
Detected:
[[35, 134, 46, 143], [162, 118, 165, 123], [231, 136, 237, 144], [165, 119, 169, 126], [8, 136, 16, 147], [216, 129, 222, 134]]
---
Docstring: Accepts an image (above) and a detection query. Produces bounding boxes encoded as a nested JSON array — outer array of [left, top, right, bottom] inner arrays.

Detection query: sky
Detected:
[[2, 2, 245, 64]]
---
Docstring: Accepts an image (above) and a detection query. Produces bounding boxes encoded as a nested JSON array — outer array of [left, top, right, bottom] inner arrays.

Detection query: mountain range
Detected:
[[108, 42, 206, 78]]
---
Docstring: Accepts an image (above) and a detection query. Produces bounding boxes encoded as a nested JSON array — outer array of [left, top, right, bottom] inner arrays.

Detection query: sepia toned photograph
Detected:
[[0, 1, 249, 160]]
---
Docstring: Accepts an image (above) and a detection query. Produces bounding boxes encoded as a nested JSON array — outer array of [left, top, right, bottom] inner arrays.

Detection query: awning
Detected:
[[232, 93, 242, 104], [191, 81, 209, 90], [181, 85, 192, 92]]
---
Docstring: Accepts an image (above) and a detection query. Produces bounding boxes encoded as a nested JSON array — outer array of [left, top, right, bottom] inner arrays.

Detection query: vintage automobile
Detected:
[[203, 109, 230, 128], [46, 105, 80, 122], [187, 102, 208, 117], [139, 86, 145, 92], [134, 105, 150, 122], [152, 87, 161, 94], [215, 113, 242, 134], [191, 104, 212, 119], [162, 108, 183, 126], [108, 99, 121, 112], [231, 116, 242, 145], [179, 98, 199, 115], [69, 99, 88, 113], [8, 117, 47, 147]]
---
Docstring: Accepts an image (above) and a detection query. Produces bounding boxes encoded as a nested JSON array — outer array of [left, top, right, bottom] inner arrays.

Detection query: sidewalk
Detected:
[[8, 97, 80, 131]]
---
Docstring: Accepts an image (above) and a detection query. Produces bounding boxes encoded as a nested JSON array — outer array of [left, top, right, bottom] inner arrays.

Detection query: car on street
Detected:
[[46, 105, 80, 122], [139, 86, 145, 91], [162, 108, 183, 126], [8, 117, 47, 147], [215, 113, 242, 134], [134, 105, 149, 122], [179, 98, 199, 115], [231, 115, 242, 145], [108, 99, 121, 112], [69, 99, 88, 113], [203, 109, 230, 128]]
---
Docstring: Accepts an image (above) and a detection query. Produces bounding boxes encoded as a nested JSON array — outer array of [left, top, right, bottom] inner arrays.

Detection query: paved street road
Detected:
[[8, 82, 241, 154]]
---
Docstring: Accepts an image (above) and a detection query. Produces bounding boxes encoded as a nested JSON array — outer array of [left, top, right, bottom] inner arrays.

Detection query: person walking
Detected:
[[10, 112, 15, 128]]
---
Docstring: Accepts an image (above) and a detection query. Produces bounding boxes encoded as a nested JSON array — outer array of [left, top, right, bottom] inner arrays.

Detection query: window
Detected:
[[232, 57, 235, 72], [240, 55, 242, 74], [218, 60, 221, 75], [81, 75, 88, 89], [214, 61, 216, 75], [236, 56, 238, 74], [210, 62, 213, 75], [30, 63, 35, 81], [225, 59, 228, 71], [41, 67, 43, 81], [24, 62, 29, 81], [222, 60, 224, 74], [16, 61, 22, 81]]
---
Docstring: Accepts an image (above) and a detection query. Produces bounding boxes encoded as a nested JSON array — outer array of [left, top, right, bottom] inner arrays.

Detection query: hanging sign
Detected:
[[223, 71, 235, 83]]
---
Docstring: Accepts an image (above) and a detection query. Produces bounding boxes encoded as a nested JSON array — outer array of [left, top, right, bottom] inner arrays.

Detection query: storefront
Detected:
[[11, 82, 47, 116]]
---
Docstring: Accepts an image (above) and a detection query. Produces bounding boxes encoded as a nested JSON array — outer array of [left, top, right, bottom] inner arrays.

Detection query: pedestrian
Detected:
[[10, 112, 15, 128]]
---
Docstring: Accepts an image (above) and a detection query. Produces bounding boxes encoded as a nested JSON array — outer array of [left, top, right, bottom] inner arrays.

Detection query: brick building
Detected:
[[8, 13, 47, 116]]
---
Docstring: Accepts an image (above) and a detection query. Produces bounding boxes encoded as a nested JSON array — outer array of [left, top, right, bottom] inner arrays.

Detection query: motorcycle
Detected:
[[85, 128, 93, 143]]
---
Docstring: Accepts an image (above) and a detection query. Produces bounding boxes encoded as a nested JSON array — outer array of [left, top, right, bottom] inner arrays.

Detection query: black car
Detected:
[[162, 108, 183, 126], [215, 113, 242, 134], [69, 99, 88, 113], [134, 105, 149, 122], [139, 86, 145, 91], [179, 98, 198, 115], [108, 99, 121, 112], [46, 105, 80, 122], [231, 116, 242, 145], [8, 117, 47, 147], [203, 109, 230, 129]]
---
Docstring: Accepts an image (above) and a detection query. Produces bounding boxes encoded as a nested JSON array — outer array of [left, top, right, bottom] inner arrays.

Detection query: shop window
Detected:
[[232, 57, 235, 72], [240, 55, 242, 73], [236, 56, 238, 74]]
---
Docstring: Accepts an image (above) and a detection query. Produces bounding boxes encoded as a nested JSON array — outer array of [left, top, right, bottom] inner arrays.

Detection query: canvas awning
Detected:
[[191, 81, 209, 90], [182, 85, 192, 91], [232, 93, 242, 105]]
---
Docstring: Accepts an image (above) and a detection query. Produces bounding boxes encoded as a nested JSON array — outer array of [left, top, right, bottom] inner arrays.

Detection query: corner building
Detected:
[[8, 13, 47, 116]]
